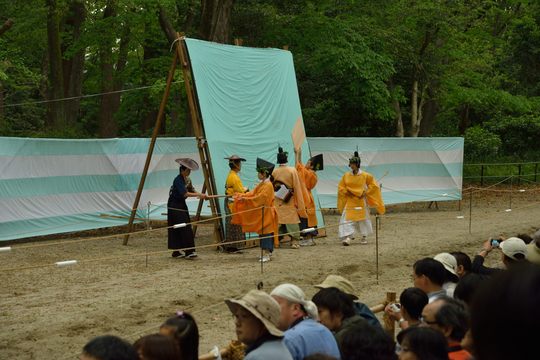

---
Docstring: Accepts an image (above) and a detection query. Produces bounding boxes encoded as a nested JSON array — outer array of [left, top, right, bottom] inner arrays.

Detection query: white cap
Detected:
[[500, 237, 528, 260], [434, 252, 458, 276], [270, 283, 319, 320]]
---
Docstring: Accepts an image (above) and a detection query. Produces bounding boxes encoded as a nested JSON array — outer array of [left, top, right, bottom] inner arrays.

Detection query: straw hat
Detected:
[[315, 275, 358, 299], [175, 158, 199, 170], [225, 290, 283, 337]]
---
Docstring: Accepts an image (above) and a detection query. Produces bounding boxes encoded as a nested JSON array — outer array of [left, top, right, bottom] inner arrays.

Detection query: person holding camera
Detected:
[[472, 237, 528, 276], [384, 287, 428, 332]]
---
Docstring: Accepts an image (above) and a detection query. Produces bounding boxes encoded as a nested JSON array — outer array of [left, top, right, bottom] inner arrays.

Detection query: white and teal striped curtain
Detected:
[[308, 137, 464, 208], [0, 137, 202, 241]]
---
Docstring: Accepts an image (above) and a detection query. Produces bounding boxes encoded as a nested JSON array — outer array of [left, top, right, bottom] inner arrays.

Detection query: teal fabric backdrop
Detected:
[[0, 137, 202, 241], [184, 38, 325, 232]]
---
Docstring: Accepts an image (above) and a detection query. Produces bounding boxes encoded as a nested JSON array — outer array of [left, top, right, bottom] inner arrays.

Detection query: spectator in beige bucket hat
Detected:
[[315, 275, 381, 327], [225, 290, 293, 360]]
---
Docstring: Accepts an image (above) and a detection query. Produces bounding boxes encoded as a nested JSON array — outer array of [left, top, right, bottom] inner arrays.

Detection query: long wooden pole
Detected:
[[176, 35, 223, 244], [469, 189, 472, 234], [123, 48, 179, 245], [376, 215, 380, 284]]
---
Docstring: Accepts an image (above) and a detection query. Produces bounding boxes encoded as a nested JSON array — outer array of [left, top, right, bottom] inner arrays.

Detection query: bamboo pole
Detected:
[[123, 48, 179, 245], [376, 215, 380, 284], [382, 291, 396, 338], [176, 34, 224, 245], [469, 189, 472, 234]]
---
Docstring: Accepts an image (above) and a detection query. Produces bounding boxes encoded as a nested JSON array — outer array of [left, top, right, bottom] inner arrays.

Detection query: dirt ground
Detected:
[[1, 186, 539, 360]]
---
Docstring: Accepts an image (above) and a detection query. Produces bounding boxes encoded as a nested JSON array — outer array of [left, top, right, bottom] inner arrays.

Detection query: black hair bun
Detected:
[[354, 151, 359, 157], [278, 147, 284, 153]]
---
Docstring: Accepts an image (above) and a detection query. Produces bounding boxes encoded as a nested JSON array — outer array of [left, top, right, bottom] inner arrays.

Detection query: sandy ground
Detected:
[[1, 186, 539, 360]]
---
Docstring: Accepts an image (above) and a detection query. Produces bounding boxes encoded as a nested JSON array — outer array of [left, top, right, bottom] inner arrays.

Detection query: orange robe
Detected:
[[296, 162, 318, 227], [231, 180, 279, 246], [337, 171, 385, 221], [272, 165, 307, 224]]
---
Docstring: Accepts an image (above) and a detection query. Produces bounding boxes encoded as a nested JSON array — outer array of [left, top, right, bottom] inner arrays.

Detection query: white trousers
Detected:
[[338, 210, 373, 239]]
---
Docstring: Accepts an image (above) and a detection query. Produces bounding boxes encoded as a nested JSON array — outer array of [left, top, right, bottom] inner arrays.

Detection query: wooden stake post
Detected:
[[123, 34, 224, 246]]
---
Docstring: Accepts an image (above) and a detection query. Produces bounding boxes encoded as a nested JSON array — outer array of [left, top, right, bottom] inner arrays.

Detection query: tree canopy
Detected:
[[1, 0, 539, 161]]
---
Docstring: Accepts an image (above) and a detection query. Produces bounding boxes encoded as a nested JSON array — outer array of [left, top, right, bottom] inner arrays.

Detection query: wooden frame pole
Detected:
[[176, 34, 224, 245], [123, 49, 179, 245]]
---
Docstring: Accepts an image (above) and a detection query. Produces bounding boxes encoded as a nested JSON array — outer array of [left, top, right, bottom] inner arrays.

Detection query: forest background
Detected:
[[1, 0, 539, 163]]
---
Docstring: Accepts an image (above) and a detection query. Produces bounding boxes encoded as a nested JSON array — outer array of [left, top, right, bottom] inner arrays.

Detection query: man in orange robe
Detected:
[[272, 147, 307, 249], [294, 148, 323, 246], [337, 151, 385, 246], [232, 158, 278, 262]]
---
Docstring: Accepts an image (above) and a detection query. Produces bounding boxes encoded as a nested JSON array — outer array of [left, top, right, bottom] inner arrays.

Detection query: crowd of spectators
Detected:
[[79, 230, 540, 360]]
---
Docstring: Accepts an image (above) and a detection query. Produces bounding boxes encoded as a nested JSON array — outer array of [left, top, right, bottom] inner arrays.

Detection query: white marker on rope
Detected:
[[173, 223, 187, 229], [301, 227, 316, 234], [442, 193, 448, 197], [505, 209, 512, 212], [0, 246, 12, 252], [56, 260, 77, 267], [456, 216, 464, 219], [354, 207, 363, 210], [519, 189, 525, 192]]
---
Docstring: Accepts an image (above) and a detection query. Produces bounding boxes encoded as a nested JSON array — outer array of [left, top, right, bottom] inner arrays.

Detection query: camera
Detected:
[[490, 239, 500, 248], [389, 303, 401, 312]]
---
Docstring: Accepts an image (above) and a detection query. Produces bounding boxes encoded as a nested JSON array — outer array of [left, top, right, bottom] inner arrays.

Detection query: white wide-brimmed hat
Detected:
[[175, 158, 199, 170]]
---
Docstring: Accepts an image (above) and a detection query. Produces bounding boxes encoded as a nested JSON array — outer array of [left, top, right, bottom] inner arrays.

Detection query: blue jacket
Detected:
[[284, 318, 341, 360]]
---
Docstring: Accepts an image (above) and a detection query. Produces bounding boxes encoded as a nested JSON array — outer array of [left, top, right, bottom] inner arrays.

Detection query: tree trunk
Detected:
[[140, 14, 161, 134], [98, 0, 117, 138], [63, 0, 86, 125], [0, 19, 14, 37], [199, 0, 234, 43], [46, 0, 66, 130], [182, 0, 197, 30], [158, 5, 177, 45], [409, 79, 427, 137], [419, 98, 439, 136], [0, 83, 4, 127], [393, 98, 404, 137], [410, 79, 419, 136], [458, 104, 470, 135]]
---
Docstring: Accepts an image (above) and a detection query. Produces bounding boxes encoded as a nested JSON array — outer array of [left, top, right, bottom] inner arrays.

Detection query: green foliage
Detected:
[[464, 126, 502, 161], [0, 0, 538, 163], [485, 114, 540, 159]]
